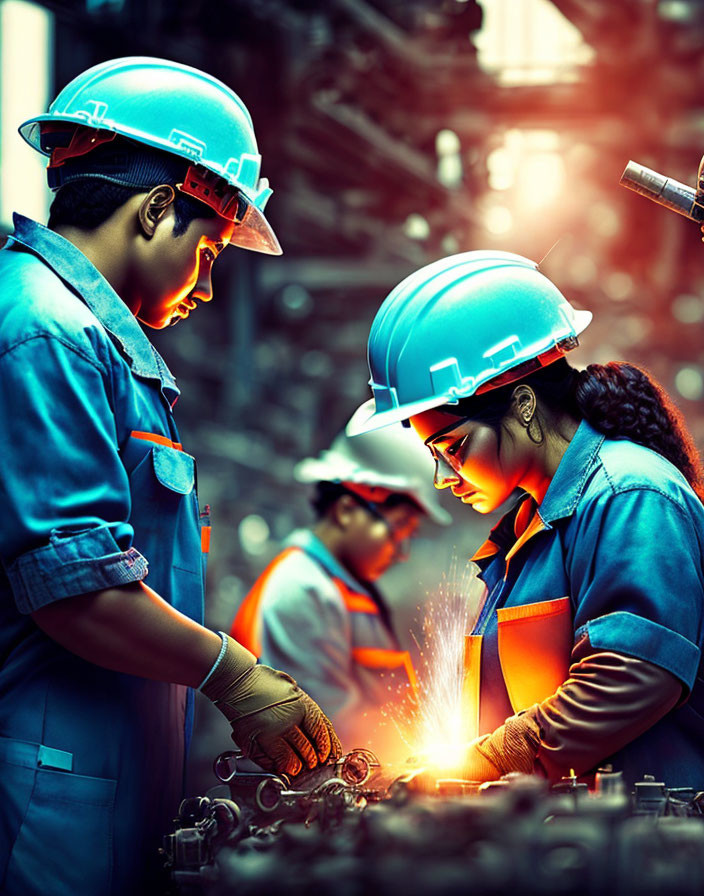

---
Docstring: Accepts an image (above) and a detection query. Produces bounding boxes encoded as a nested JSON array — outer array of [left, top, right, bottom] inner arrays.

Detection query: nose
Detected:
[[192, 266, 214, 303], [433, 456, 461, 490]]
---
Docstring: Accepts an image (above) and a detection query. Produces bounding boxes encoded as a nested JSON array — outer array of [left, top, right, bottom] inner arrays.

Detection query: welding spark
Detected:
[[385, 556, 487, 774]]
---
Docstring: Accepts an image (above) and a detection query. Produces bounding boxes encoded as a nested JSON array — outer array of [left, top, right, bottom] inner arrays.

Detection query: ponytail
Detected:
[[574, 362, 704, 502], [439, 358, 704, 503]]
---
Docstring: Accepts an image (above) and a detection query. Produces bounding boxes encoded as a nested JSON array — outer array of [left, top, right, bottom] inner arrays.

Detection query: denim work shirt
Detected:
[[472, 420, 704, 788], [0, 215, 208, 896]]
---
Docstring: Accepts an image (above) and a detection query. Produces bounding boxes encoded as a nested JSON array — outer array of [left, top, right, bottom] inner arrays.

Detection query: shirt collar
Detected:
[[470, 420, 604, 566], [537, 419, 605, 524], [8, 214, 179, 401], [283, 528, 371, 595]]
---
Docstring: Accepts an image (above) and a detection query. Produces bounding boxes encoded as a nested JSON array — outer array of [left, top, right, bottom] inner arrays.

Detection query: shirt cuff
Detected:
[[583, 611, 701, 692], [7, 525, 149, 614], [198, 631, 229, 690]]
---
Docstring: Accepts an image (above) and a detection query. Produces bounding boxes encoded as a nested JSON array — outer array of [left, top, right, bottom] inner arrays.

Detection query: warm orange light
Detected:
[[382, 561, 487, 775]]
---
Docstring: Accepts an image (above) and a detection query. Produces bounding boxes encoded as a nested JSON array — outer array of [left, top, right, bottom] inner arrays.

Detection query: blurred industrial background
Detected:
[[2, 0, 704, 791]]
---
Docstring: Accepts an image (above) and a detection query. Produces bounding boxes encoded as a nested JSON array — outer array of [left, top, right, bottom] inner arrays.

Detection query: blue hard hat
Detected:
[[19, 56, 281, 255], [348, 251, 592, 435]]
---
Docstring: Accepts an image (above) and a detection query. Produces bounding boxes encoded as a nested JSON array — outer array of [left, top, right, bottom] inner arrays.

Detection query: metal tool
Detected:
[[620, 158, 704, 222]]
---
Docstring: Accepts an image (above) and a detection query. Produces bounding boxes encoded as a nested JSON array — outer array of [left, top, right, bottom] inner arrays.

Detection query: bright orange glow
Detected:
[[382, 558, 488, 774]]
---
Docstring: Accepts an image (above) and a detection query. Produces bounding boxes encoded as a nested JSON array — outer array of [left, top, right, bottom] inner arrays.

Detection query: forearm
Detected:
[[471, 637, 683, 782], [31, 580, 222, 687], [531, 647, 682, 779]]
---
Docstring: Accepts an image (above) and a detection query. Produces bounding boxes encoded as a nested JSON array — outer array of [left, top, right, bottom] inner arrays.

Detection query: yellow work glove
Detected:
[[463, 712, 541, 782], [201, 636, 342, 777]]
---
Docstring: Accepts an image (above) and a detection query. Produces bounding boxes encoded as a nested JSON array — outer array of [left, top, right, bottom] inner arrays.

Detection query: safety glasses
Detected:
[[425, 418, 473, 475]]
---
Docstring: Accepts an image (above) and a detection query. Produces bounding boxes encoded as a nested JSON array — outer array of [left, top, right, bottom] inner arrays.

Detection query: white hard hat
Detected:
[[295, 424, 451, 525]]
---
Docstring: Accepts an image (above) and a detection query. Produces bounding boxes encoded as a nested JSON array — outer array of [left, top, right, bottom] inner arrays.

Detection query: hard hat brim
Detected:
[[21, 115, 282, 256], [295, 455, 451, 525], [349, 308, 593, 437], [346, 396, 457, 436], [230, 201, 282, 256]]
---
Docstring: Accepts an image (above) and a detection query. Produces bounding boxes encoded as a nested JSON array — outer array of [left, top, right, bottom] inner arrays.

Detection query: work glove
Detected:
[[201, 635, 342, 777], [461, 631, 682, 784], [463, 713, 541, 782]]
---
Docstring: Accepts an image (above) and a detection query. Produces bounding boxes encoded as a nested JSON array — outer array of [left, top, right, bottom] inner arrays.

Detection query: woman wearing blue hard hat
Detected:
[[349, 251, 704, 788]]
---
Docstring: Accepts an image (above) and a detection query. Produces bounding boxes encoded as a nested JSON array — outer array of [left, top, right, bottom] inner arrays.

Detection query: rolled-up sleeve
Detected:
[[567, 486, 703, 691], [0, 334, 147, 612]]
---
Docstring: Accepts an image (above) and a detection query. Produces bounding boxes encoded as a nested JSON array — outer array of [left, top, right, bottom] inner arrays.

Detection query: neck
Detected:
[[525, 415, 580, 505], [52, 196, 142, 308], [312, 518, 343, 563]]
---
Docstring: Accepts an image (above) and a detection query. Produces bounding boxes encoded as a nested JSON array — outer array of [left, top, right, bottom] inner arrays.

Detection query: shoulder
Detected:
[[259, 547, 348, 613], [0, 246, 110, 364], [578, 436, 704, 526]]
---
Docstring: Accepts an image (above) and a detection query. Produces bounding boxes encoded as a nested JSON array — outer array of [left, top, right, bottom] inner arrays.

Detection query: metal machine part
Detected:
[[164, 759, 704, 895], [620, 159, 704, 222]]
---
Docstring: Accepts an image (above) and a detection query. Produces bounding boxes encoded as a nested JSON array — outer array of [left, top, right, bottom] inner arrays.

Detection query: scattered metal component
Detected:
[[164, 757, 704, 895]]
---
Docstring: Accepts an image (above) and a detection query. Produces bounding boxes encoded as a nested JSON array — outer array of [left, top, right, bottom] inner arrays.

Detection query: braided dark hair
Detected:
[[439, 358, 704, 502], [574, 361, 704, 501]]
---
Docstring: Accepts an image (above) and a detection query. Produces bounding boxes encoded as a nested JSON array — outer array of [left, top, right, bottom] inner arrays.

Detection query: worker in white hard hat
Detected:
[[0, 57, 339, 896], [231, 424, 451, 760]]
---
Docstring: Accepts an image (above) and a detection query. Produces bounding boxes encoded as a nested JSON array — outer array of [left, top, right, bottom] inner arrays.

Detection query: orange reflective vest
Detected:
[[230, 536, 417, 697]]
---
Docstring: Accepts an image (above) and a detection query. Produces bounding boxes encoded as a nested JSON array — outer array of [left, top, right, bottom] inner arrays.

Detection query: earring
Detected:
[[527, 417, 544, 445]]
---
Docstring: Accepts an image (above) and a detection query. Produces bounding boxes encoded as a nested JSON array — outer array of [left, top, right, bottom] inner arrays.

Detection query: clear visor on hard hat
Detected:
[[229, 200, 282, 256], [178, 165, 282, 256]]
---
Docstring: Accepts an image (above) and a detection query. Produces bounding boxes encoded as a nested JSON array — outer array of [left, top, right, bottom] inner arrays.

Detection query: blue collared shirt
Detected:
[[0, 215, 206, 894], [473, 420, 704, 786]]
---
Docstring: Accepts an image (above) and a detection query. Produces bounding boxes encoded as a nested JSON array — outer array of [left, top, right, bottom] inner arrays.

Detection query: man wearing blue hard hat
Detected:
[[0, 57, 340, 896]]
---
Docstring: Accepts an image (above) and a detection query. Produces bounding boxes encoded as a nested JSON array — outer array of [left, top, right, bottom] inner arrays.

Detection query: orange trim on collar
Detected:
[[513, 497, 535, 538], [471, 538, 501, 562], [505, 511, 546, 566]]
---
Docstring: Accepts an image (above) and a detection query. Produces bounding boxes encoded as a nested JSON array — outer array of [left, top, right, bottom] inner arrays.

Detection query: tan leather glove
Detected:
[[463, 713, 540, 782], [201, 636, 342, 777]]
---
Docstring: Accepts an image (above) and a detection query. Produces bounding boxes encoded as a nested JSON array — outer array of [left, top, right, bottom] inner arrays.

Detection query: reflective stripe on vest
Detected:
[[335, 578, 417, 693], [231, 548, 417, 692], [351, 646, 418, 694], [230, 546, 303, 656]]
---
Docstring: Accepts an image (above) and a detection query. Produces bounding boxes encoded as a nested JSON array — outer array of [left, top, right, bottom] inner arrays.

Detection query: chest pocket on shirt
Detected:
[[497, 596, 572, 713], [128, 441, 202, 589]]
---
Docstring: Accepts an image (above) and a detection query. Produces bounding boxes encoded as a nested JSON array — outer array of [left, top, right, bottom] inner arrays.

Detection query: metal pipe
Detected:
[[620, 160, 704, 222]]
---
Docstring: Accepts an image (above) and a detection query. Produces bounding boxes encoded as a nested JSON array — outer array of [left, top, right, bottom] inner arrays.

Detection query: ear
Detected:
[[331, 494, 359, 530], [138, 185, 176, 238], [511, 384, 537, 427]]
